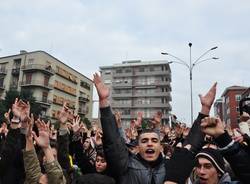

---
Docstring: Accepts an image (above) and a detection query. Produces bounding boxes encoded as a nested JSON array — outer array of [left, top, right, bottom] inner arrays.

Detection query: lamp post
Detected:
[[162, 43, 219, 124]]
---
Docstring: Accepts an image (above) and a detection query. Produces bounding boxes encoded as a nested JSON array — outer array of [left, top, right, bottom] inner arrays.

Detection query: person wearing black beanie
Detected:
[[194, 148, 240, 184]]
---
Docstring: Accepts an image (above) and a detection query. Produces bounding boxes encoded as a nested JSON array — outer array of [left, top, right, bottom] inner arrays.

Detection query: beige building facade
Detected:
[[0, 50, 93, 121]]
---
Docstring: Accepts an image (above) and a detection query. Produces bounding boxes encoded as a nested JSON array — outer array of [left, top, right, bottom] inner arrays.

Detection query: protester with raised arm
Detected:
[[201, 116, 250, 183]]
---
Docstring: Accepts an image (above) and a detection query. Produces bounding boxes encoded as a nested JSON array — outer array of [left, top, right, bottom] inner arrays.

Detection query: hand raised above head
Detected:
[[93, 73, 110, 107], [33, 119, 50, 149], [12, 98, 30, 121], [199, 82, 217, 115]]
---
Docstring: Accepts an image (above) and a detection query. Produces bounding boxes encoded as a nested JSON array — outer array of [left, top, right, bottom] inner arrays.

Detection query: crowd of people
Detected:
[[0, 72, 249, 184]]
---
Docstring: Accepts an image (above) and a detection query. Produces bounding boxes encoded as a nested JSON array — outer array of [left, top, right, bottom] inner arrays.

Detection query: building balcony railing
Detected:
[[111, 102, 132, 108], [78, 96, 90, 102], [0, 68, 7, 75], [20, 80, 53, 90], [132, 91, 171, 98], [134, 70, 171, 76], [112, 83, 133, 89], [22, 64, 55, 75], [112, 93, 133, 98], [132, 102, 172, 109], [12, 68, 20, 75], [133, 80, 171, 86], [35, 97, 52, 106], [78, 107, 89, 115], [113, 72, 133, 77]]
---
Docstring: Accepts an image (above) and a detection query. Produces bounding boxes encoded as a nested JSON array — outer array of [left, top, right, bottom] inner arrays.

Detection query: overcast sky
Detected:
[[0, 0, 249, 125]]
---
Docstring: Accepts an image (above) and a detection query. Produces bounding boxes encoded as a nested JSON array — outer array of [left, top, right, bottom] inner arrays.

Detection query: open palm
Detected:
[[199, 82, 217, 108], [93, 73, 110, 100]]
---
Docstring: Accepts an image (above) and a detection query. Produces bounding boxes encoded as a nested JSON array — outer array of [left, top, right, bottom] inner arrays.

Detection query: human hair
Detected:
[[138, 129, 160, 140], [96, 150, 106, 160]]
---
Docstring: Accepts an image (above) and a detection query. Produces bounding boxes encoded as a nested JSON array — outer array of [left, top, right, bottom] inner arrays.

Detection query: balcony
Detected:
[[22, 64, 55, 75], [135, 70, 171, 76], [132, 102, 172, 109], [35, 97, 52, 107], [20, 80, 53, 90], [12, 68, 20, 75], [111, 102, 132, 108], [112, 92, 133, 98], [78, 107, 89, 115], [0, 68, 7, 75], [132, 91, 171, 98], [78, 96, 90, 102], [113, 71, 133, 77], [112, 82, 132, 89]]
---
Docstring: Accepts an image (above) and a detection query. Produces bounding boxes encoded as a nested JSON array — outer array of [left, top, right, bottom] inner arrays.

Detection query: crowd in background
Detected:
[[0, 73, 250, 184]]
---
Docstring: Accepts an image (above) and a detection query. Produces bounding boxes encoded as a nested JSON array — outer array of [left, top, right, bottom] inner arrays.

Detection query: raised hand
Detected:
[[93, 73, 110, 107], [151, 111, 162, 128], [4, 109, 11, 123], [199, 82, 217, 115], [135, 111, 143, 128], [0, 122, 8, 135], [33, 119, 50, 149], [200, 117, 225, 138], [95, 128, 103, 146], [12, 98, 30, 121], [68, 115, 83, 133], [57, 102, 71, 125]]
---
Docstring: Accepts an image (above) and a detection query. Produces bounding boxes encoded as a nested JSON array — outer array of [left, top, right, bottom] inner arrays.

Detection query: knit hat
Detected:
[[196, 148, 225, 175]]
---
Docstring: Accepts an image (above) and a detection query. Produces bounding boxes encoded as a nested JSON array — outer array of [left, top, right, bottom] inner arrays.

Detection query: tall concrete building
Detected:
[[0, 50, 93, 121], [100, 60, 172, 127]]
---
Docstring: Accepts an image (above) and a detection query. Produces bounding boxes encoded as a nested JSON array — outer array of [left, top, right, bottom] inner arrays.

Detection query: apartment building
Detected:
[[100, 60, 172, 127], [0, 50, 93, 121], [214, 86, 248, 129]]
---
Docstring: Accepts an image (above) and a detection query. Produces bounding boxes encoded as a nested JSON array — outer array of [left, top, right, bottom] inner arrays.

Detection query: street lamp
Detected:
[[161, 43, 219, 124]]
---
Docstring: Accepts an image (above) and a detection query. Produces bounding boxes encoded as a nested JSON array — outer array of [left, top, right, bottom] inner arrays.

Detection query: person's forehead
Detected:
[[139, 132, 159, 139], [198, 157, 212, 164]]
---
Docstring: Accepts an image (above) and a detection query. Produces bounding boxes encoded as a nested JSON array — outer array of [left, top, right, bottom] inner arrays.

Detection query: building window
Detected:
[[236, 106, 239, 112], [125, 68, 132, 73], [26, 73, 32, 83], [235, 94, 241, 101], [116, 69, 122, 73], [13, 58, 21, 68], [124, 109, 130, 115], [149, 67, 154, 72], [139, 67, 144, 72], [42, 91, 48, 102], [44, 76, 49, 86]]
